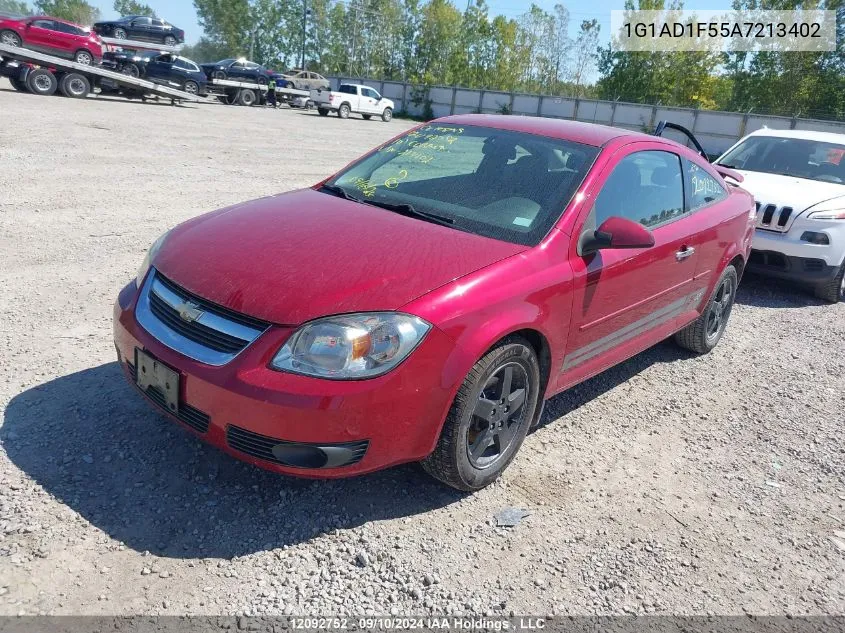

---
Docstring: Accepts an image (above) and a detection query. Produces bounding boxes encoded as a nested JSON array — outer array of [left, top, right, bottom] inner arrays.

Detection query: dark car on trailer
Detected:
[[102, 50, 207, 95], [201, 58, 273, 83], [93, 15, 185, 46]]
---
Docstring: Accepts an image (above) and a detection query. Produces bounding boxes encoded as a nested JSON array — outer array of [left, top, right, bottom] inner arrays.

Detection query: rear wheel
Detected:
[[73, 49, 93, 65], [317, 107, 329, 116], [0, 30, 21, 47], [212, 70, 226, 81], [814, 261, 845, 303], [164, 35, 177, 46], [183, 80, 199, 95], [382, 106, 393, 122], [238, 88, 256, 106], [675, 265, 738, 354], [26, 69, 57, 96], [422, 336, 540, 491], [59, 72, 90, 98], [338, 103, 350, 119], [9, 77, 27, 92], [114, 28, 128, 39]]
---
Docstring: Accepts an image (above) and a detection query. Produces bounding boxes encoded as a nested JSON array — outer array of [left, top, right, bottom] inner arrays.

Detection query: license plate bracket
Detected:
[[135, 348, 180, 414]]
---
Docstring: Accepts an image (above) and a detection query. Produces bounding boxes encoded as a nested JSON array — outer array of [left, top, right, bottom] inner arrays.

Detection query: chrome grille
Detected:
[[135, 270, 270, 366], [755, 202, 795, 232]]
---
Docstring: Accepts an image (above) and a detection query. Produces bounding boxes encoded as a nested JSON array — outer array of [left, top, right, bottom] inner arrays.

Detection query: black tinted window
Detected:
[[595, 151, 684, 228], [32, 19, 55, 29], [339, 85, 356, 95], [132, 17, 152, 26]]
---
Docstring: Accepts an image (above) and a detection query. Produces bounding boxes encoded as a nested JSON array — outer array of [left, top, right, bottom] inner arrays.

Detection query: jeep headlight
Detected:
[[271, 313, 431, 379], [807, 209, 845, 220], [136, 230, 170, 286]]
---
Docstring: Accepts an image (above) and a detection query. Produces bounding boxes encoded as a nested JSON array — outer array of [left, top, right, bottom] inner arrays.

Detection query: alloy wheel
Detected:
[[1, 31, 20, 47], [75, 51, 92, 65], [706, 275, 735, 341], [184, 81, 198, 95], [467, 363, 530, 469], [114, 28, 127, 39]]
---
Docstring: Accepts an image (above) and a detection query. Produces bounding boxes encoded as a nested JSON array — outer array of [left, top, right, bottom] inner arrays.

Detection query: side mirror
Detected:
[[578, 216, 655, 256]]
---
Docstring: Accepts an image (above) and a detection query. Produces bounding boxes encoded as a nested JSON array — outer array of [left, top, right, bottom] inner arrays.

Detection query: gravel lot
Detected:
[[0, 79, 843, 618]]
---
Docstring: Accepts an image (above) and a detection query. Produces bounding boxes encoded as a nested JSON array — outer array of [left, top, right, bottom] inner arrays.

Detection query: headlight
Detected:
[[807, 210, 845, 220], [270, 313, 431, 379], [136, 230, 170, 286]]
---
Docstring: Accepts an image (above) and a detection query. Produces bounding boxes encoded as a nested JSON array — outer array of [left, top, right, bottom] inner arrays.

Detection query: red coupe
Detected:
[[114, 115, 755, 491], [0, 15, 104, 65]]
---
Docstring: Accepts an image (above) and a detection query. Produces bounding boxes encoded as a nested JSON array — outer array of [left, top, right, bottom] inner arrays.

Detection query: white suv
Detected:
[[716, 129, 845, 303]]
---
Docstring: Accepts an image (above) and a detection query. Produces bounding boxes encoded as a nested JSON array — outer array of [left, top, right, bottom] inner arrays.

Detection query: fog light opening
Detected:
[[800, 231, 830, 245]]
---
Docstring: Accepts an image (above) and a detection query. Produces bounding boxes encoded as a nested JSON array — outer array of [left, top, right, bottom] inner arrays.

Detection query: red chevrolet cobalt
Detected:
[[114, 116, 754, 491]]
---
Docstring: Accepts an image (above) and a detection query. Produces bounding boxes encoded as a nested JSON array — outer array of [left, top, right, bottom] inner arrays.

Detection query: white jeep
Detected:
[[716, 129, 845, 303]]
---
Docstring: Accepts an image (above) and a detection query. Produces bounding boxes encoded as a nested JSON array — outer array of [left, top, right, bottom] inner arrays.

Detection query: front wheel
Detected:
[[74, 49, 93, 65], [675, 265, 738, 354], [0, 30, 22, 47], [814, 261, 845, 303], [212, 70, 226, 81], [422, 336, 541, 491], [122, 63, 140, 78], [183, 80, 199, 95], [381, 106, 393, 122]]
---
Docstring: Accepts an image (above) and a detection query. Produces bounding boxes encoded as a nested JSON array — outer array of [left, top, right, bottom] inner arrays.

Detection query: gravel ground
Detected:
[[0, 79, 843, 618]]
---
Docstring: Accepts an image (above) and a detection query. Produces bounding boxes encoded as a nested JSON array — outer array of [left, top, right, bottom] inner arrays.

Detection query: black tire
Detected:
[[675, 265, 738, 354], [422, 336, 541, 491], [362, 114, 372, 120], [73, 49, 93, 65], [122, 63, 140, 78], [382, 106, 393, 122], [238, 89, 256, 106], [59, 73, 90, 98], [114, 28, 128, 39], [0, 30, 22, 47], [814, 261, 845, 303], [183, 80, 199, 95], [317, 107, 329, 116], [212, 70, 226, 81], [9, 77, 27, 92], [338, 103, 351, 119], [26, 69, 57, 96], [164, 35, 177, 46]]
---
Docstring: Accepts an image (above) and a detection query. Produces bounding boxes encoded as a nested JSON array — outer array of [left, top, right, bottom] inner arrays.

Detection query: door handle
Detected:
[[676, 246, 696, 261]]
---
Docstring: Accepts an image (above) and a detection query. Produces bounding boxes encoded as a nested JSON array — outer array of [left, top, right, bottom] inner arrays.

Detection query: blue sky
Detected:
[[89, 0, 730, 46]]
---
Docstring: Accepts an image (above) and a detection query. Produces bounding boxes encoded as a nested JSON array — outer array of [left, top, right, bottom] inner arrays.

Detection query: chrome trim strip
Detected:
[[563, 289, 704, 371], [135, 270, 268, 366]]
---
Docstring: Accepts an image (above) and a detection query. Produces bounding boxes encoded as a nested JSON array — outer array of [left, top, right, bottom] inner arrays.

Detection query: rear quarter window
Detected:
[[685, 159, 727, 211]]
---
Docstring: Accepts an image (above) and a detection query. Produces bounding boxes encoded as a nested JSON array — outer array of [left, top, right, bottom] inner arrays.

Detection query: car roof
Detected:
[[746, 127, 845, 144], [28, 15, 86, 27], [435, 114, 656, 148]]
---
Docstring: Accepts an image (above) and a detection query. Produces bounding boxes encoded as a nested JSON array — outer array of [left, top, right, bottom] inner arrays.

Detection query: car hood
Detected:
[[732, 169, 845, 212], [153, 188, 527, 325]]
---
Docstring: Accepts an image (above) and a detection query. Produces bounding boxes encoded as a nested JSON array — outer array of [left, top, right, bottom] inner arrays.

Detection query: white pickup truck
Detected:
[[312, 83, 395, 122]]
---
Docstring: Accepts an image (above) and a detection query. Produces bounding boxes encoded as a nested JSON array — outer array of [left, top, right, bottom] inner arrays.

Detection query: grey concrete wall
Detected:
[[327, 77, 845, 155]]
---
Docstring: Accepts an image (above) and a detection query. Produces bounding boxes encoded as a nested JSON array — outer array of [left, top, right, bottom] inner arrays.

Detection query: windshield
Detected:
[[718, 136, 845, 184], [325, 124, 598, 246]]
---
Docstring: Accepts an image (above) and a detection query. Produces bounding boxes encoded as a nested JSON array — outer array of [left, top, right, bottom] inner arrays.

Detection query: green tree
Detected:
[[34, 0, 100, 24], [180, 36, 234, 62], [0, 0, 31, 15], [571, 19, 600, 97], [112, 0, 155, 16]]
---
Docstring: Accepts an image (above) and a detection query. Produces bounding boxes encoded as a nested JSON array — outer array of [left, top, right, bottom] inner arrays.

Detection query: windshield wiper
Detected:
[[320, 183, 364, 203], [365, 200, 456, 226]]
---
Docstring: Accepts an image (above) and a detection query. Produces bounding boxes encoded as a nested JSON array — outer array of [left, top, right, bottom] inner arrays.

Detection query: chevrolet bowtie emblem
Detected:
[[177, 301, 204, 323]]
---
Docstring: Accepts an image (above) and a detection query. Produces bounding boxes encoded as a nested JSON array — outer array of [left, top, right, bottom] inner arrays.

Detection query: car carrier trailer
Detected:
[[208, 77, 311, 107], [0, 42, 202, 103]]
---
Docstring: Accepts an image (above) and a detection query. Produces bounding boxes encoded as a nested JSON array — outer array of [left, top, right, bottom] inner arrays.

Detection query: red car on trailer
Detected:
[[0, 15, 104, 65], [114, 115, 755, 491]]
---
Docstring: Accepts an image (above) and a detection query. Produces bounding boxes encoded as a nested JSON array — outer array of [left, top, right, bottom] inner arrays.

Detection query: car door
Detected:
[[148, 18, 166, 43], [560, 144, 704, 388], [145, 54, 173, 83], [360, 87, 379, 114], [130, 17, 152, 41], [23, 19, 57, 54], [228, 61, 246, 80]]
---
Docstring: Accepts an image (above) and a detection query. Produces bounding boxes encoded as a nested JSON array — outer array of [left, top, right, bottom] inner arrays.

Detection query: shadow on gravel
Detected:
[[2, 362, 463, 559], [735, 273, 828, 309], [533, 340, 691, 430]]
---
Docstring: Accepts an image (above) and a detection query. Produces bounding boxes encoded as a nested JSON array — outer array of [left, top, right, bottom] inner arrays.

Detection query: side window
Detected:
[[152, 19, 165, 27], [594, 150, 684, 228], [133, 17, 152, 26], [32, 19, 54, 29], [685, 159, 727, 211]]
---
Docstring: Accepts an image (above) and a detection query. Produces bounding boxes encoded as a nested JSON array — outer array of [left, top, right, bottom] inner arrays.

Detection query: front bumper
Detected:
[[747, 250, 840, 285], [113, 279, 459, 479]]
